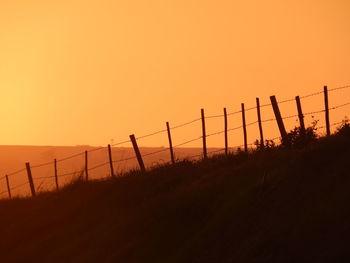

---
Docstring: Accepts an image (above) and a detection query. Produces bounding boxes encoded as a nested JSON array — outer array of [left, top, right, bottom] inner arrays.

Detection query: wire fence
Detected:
[[0, 85, 349, 199]]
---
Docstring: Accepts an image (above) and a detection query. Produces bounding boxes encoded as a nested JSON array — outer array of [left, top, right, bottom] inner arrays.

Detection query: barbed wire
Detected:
[[173, 136, 203, 148], [329, 85, 350, 92], [227, 109, 242, 116], [261, 117, 276, 123], [304, 109, 325, 116], [206, 114, 224, 119], [278, 97, 296, 104], [260, 103, 272, 109], [207, 130, 225, 138], [34, 175, 56, 180], [11, 181, 29, 191], [0, 189, 8, 196], [30, 99, 347, 184], [171, 118, 201, 130], [186, 148, 227, 160], [58, 170, 84, 178], [113, 156, 137, 164], [142, 148, 170, 158], [4, 98, 349, 182], [7, 168, 26, 177], [299, 90, 324, 99], [331, 102, 350, 110], [318, 121, 345, 130], [56, 152, 85, 163], [282, 114, 300, 120], [88, 162, 109, 171], [1, 84, 350, 196], [136, 129, 167, 140], [31, 161, 54, 169], [111, 139, 131, 147], [87, 146, 106, 153]]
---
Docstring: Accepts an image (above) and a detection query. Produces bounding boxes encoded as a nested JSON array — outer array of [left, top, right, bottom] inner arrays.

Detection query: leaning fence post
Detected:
[[256, 98, 264, 148], [54, 159, 59, 191], [130, 134, 146, 172], [166, 122, 175, 164], [295, 96, 305, 133], [201, 109, 207, 159], [324, 86, 330, 136], [270, 96, 289, 146], [5, 175, 11, 199], [85, 151, 88, 181], [108, 144, 115, 177], [224, 108, 228, 155], [241, 103, 248, 152], [25, 162, 36, 197]]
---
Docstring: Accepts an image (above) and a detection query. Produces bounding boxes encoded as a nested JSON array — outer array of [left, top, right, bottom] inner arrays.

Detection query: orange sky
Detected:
[[0, 0, 350, 147]]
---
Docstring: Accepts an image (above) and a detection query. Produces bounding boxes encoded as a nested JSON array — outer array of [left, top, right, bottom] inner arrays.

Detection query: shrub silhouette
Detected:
[[285, 120, 318, 148], [335, 117, 350, 137], [254, 139, 276, 150]]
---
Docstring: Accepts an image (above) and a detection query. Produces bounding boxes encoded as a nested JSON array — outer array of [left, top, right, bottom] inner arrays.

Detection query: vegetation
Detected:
[[285, 120, 318, 148], [0, 122, 350, 262]]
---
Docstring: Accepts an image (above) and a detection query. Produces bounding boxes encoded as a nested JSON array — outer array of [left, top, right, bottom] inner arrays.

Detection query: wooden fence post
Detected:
[[54, 159, 59, 191], [256, 98, 264, 148], [130, 134, 146, 172], [85, 151, 88, 181], [224, 108, 228, 155], [295, 96, 305, 133], [5, 175, 11, 199], [166, 122, 175, 164], [25, 162, 36, 197], [201, 109, 207, 159], [108, 144, 115, 177], [324, 86, 330, 136], [270, 96, 289, 146], [241, 103, 248, 152]]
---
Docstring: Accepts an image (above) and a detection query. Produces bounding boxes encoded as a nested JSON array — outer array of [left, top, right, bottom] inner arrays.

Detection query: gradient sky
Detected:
[[0, 0, 350, 147]]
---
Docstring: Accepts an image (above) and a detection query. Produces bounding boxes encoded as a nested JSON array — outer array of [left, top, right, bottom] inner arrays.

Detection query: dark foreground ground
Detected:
[[0, 134, 350, 263]]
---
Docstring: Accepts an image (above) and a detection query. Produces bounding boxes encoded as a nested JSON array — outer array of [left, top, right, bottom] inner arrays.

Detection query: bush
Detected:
[[285, 120, 318, 149], [254, 139, 277, 151], [335, 117, 350, 137]]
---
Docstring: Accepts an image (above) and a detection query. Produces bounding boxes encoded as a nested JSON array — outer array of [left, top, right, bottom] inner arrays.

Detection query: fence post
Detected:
[[108, 144, 115, 177], [224, 108, 228, 155], [130, 134, 146, 172], [5, 175, 11, 199], [54, 159, 59, 191], [324, 86, 330, 136], [295, 96, 305, 133], [166, 122, 175, 164], [270, 96, 289, 146], [85, 151, 88, 181], [25, 162, 36, 197], [201, 109, 207, 159], [241, 103, 248, 152], [256, 98, 264, 148]]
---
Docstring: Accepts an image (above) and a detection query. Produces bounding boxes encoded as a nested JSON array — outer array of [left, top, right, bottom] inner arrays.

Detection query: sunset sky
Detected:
[[0, 0, 350, 147]]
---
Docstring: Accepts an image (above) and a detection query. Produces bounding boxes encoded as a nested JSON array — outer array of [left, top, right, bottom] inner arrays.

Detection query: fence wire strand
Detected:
[[136, 129, 167, 140], [11, 181, 29, 191], [173, 136, 203, 148], [2, 84, 350, 199], [171, 118, 202, 130]]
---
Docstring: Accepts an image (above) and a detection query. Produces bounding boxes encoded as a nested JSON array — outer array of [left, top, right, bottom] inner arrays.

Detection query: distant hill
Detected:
[[0, 145, 209, 197], [0, 132, 349, 262]]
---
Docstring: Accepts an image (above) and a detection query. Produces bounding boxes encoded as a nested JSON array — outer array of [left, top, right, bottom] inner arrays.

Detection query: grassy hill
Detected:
[[0, 130, 350, 262]]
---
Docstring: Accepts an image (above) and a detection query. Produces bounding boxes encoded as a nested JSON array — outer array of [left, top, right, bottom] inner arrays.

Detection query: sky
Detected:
[[0, 0, 350, 147]]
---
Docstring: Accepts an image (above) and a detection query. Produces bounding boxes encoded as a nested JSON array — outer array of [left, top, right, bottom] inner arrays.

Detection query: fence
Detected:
[[0, 85, 349, 199]]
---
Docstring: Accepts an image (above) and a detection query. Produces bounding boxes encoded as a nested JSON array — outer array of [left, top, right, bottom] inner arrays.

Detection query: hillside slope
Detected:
[[0, 134, 350, 263]]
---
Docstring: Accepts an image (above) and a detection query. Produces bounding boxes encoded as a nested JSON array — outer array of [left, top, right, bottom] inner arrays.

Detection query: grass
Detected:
[[0, 130, 350, 262]]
